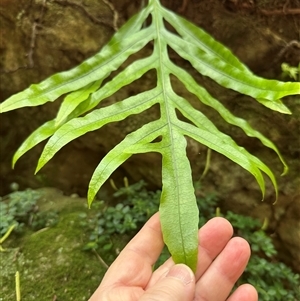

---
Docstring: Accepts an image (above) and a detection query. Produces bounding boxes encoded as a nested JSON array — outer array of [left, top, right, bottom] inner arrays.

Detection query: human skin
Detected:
[[89, 212, 258, 301]]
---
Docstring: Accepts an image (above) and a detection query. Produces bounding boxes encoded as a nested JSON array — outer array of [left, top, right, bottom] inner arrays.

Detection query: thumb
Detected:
[[140, 264, 195, 301]]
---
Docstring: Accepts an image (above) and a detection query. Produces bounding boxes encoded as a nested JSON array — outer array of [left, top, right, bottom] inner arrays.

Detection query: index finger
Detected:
[[100, 212, 164, 288]]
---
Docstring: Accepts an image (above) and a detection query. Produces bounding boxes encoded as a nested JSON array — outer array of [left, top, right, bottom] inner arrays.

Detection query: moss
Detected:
[[0, 191, 108, 301]]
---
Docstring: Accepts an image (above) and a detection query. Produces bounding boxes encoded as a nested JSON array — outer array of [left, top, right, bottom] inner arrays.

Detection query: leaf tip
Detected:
[[0, 105, 4, 114], [34, 160, 44, 175], [88, 197, 94, 209], [283, 108, 292, 115], [12, 156, 17, 169], [0, 101, 9, 113], [271, 186, 279, 205], [12, 150, 25, 169], [256, 98, 292, 114], [281, 165, 289, 176], [88, 185, 97, 208], [260, 188, 266, 202]]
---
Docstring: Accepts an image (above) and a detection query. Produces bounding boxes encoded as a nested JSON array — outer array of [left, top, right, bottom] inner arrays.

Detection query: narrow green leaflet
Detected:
[[35, 89, 161, 173], [176, 118, 267, 197], [256, 98, 292, 114], [164, 30, 300, 101], [0, 24, 155, 112], [1, 0, 298, 271], [12, 120, 57, 168], [88, 119, 166, 204], [160, 131, 199, 272]]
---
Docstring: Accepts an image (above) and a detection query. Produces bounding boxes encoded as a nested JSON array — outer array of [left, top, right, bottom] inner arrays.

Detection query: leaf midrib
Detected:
[[153, 2, 186, 262]]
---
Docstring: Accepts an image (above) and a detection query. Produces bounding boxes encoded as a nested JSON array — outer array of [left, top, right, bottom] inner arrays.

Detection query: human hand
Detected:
[[89, 213, 258, 301]]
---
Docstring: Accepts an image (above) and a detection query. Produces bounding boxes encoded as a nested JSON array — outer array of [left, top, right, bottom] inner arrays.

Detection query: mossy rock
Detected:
[[0, 188, 108, 301]]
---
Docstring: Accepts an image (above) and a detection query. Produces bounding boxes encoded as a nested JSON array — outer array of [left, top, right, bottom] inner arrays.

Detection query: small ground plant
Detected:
[[0, 188, 58, 236], [80, 180, 299, 301], [79, 179, 161, 263]]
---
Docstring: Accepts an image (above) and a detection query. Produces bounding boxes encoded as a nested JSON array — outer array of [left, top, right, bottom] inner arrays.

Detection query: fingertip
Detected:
[[219, 236, 252, 281], [228, 283, 258, 301], [203, 217, 234, 236], [244, 284, 259, 300], [196, 217, 234, 279], [230, 236, 252, 263]]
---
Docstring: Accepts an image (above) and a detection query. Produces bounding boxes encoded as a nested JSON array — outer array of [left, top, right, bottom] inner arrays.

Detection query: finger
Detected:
[[146, 217, 233, 288], [195, 217, 233, 280], [139, 264, 195, 301], [227, 284, 258, 301], [194, 237, 251, 301], [99, 213, 164, 288]]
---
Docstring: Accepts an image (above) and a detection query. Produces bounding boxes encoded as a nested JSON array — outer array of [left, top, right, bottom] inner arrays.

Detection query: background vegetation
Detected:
[[1, 182, 299, 301]]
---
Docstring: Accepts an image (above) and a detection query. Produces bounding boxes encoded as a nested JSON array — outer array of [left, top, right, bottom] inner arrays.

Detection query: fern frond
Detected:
[[1, 0, 299, 271]]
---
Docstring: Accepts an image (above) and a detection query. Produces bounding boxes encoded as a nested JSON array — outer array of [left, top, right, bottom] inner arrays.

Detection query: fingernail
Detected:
[[167, 264, 194, 286]]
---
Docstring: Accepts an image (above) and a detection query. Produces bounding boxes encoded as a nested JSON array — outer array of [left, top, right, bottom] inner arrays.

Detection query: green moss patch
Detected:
[[0, 189, 107, 301]]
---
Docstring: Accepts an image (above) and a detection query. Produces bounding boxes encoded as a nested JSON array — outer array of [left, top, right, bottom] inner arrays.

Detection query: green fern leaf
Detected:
[[1, 0, 299, 271]]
